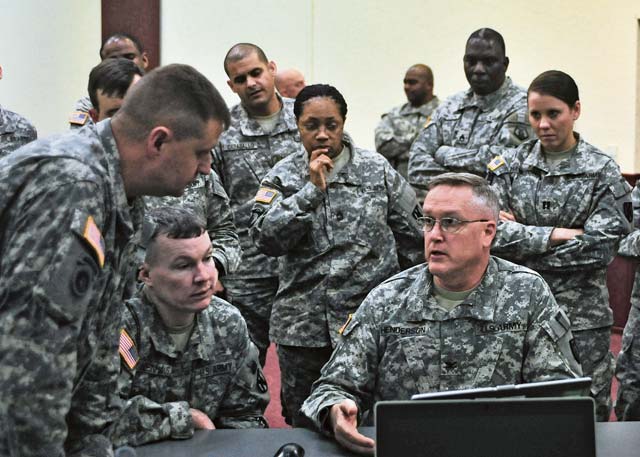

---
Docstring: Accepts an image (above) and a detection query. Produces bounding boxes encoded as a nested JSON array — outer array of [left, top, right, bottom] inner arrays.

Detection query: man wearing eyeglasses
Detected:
[[300, 173, 582, 456]]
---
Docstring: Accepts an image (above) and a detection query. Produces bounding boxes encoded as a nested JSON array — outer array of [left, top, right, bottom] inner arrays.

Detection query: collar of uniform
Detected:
[[238, 95, 297, 137], [408, 258, 498, 322], [96, 118, 140, 239], [0, 105, 17, 135], [326, 135, 365, 186], [399, 96, 440, 117], [461, 77, 513, 112], [141, 288, 209, 359], [522, 133, 588, 175]]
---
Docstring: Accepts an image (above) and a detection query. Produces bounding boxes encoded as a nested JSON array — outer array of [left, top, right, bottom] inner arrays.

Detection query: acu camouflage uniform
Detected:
[[301, 257, 582, 431], [0, 119, 143, 457], [615, 179, 640, 420], [374, 96, 440, 179], [489, 135, 632, 421], [111, 290, 269, 447], [212, 96, 300, 364], [0, 104, 37, 158], [408, 77, 531, 201], [144, 170, 241, 276], [69, 95, 94, 130], [250, 139, 423, 423]]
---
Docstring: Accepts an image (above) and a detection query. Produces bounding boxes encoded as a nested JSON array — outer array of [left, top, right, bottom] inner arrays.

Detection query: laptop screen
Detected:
[[375, 398, 595, 457]]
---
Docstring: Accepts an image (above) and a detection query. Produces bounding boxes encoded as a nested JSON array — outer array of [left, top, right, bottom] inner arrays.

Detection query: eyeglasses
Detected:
[[418, 216, 489, 233]]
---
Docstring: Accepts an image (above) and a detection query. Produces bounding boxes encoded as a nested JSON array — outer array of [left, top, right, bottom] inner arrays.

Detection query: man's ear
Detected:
[[503, 56, 510, 72], [483, 221, 497, 248], [146, 126, 172, 157], [268, 60, 277, 76], [141, 52, 150, 71], [89, 108, 99, 123], [138, 262, 152, 285]]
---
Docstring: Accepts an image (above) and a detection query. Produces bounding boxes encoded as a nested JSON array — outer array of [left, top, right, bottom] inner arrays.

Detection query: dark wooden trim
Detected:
[[101, 0, 160, 70]]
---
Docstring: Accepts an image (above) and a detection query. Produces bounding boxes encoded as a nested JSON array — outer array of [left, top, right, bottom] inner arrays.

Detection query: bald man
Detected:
[[375, 64, 439, 179], [275, 68, 306, 98]]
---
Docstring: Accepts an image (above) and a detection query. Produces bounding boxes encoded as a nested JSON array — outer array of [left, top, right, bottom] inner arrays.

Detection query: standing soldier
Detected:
[[213, 43, 301, 366], [375, 63, 439, 179]]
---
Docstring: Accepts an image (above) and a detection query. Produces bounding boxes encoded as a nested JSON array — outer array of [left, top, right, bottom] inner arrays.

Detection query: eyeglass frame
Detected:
[[418, 216, 490, 233]]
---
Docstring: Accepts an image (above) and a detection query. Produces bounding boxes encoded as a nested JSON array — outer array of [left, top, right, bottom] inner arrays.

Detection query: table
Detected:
[[135, 422, 640, 457]]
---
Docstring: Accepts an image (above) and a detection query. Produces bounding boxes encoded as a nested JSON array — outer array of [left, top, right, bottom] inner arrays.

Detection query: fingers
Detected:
[[499, 210, 516, 222], [309, 150, 334, 190], [190, 408, 215, 430], [331, 401, 375, 455]]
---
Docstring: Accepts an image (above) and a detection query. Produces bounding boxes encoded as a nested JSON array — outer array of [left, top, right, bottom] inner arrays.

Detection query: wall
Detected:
[[2, 1, 639, 171], [0, 0, 101, 137], [162, 0, 640, 171]]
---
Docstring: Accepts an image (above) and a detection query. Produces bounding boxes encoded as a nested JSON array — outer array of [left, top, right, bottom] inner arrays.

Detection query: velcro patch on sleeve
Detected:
[[487, 155, 506, 172], [83, 216, 105, 268], [119, 328, 139, 370], [255, 187, 278, 204], [69, 111, 89, 126]]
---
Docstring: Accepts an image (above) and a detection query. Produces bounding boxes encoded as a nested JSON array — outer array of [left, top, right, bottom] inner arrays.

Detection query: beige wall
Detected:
[[162, 0, 640, 171], [0, 0, 101, 137], [2, 1, 639, 171]]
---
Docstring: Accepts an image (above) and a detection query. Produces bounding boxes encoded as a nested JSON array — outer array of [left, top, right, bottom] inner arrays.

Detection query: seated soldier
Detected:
[[111, 207, 269, 447], [301, 173, 582, 456]]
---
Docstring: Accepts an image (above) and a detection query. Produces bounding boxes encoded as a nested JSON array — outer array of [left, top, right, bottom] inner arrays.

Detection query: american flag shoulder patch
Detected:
[[487, 155, 506, 172], [69, 111, 89, 126], [119, 328, 139, 370], [83, 216, 105, 268], [255, 187, 277, 204]]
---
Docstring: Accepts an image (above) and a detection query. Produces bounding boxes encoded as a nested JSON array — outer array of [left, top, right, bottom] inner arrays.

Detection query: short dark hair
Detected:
[[528, 70, 580, 108], [88, 58, 144, 110], [115, 63, 230, 141], [99, 32, 144, 59], [426, 172, 500, 220], [467, 28, 506, 56], [293, 84, 348, 121], [223, 43, 269, 76], [143, 206, 206, 263]]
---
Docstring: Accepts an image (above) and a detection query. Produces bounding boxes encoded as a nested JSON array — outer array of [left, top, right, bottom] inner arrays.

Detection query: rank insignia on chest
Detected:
[[542, 201, 551, 210], [69, 111, 89, 126], [487, 155, 506, 172], [255, 187, 277, 204], [119, 328, 139, 370], [83, 216, 105, 268]]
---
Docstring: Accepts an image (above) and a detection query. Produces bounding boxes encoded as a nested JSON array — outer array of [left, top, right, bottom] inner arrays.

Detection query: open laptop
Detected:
[[375, 397, 596, 457], [411, 377, 592, 401]]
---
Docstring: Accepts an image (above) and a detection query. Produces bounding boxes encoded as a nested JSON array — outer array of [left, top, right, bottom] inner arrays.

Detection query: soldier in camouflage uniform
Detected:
[[111, 207, 268, 447], [70, 33, 149, 129], [0, 65, 229, 457], [374, 64, 439, 179], [251, 84, 424, 425], [0, 103, 37, 158], [301, 173, 581, 455], [213, 43, 301, 366], [145, 171, 241, 277], [408, 28, 531, 201], [615, 180, 640, 420], [488, 71, 632, 421], [0, 64, 37, 157]]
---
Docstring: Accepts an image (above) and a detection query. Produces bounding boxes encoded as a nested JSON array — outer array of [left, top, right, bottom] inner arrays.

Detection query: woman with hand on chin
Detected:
[[250, 84, 424, 427], [488, 70, 632, 421]]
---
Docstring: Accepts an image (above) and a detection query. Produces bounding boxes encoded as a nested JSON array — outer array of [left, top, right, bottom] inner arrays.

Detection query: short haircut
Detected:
[[99, 32, 144, 59], [426, 172, 500, 220], [88, 58, 144, 110], [408, 64, 434, 86], [115, 63, 230, 141], [223, 43, 268, 76], [293, 84, 348, 121], [143, 206, 206, 264], [467, 28, 506, 56], [528, 70, 580, 108]]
